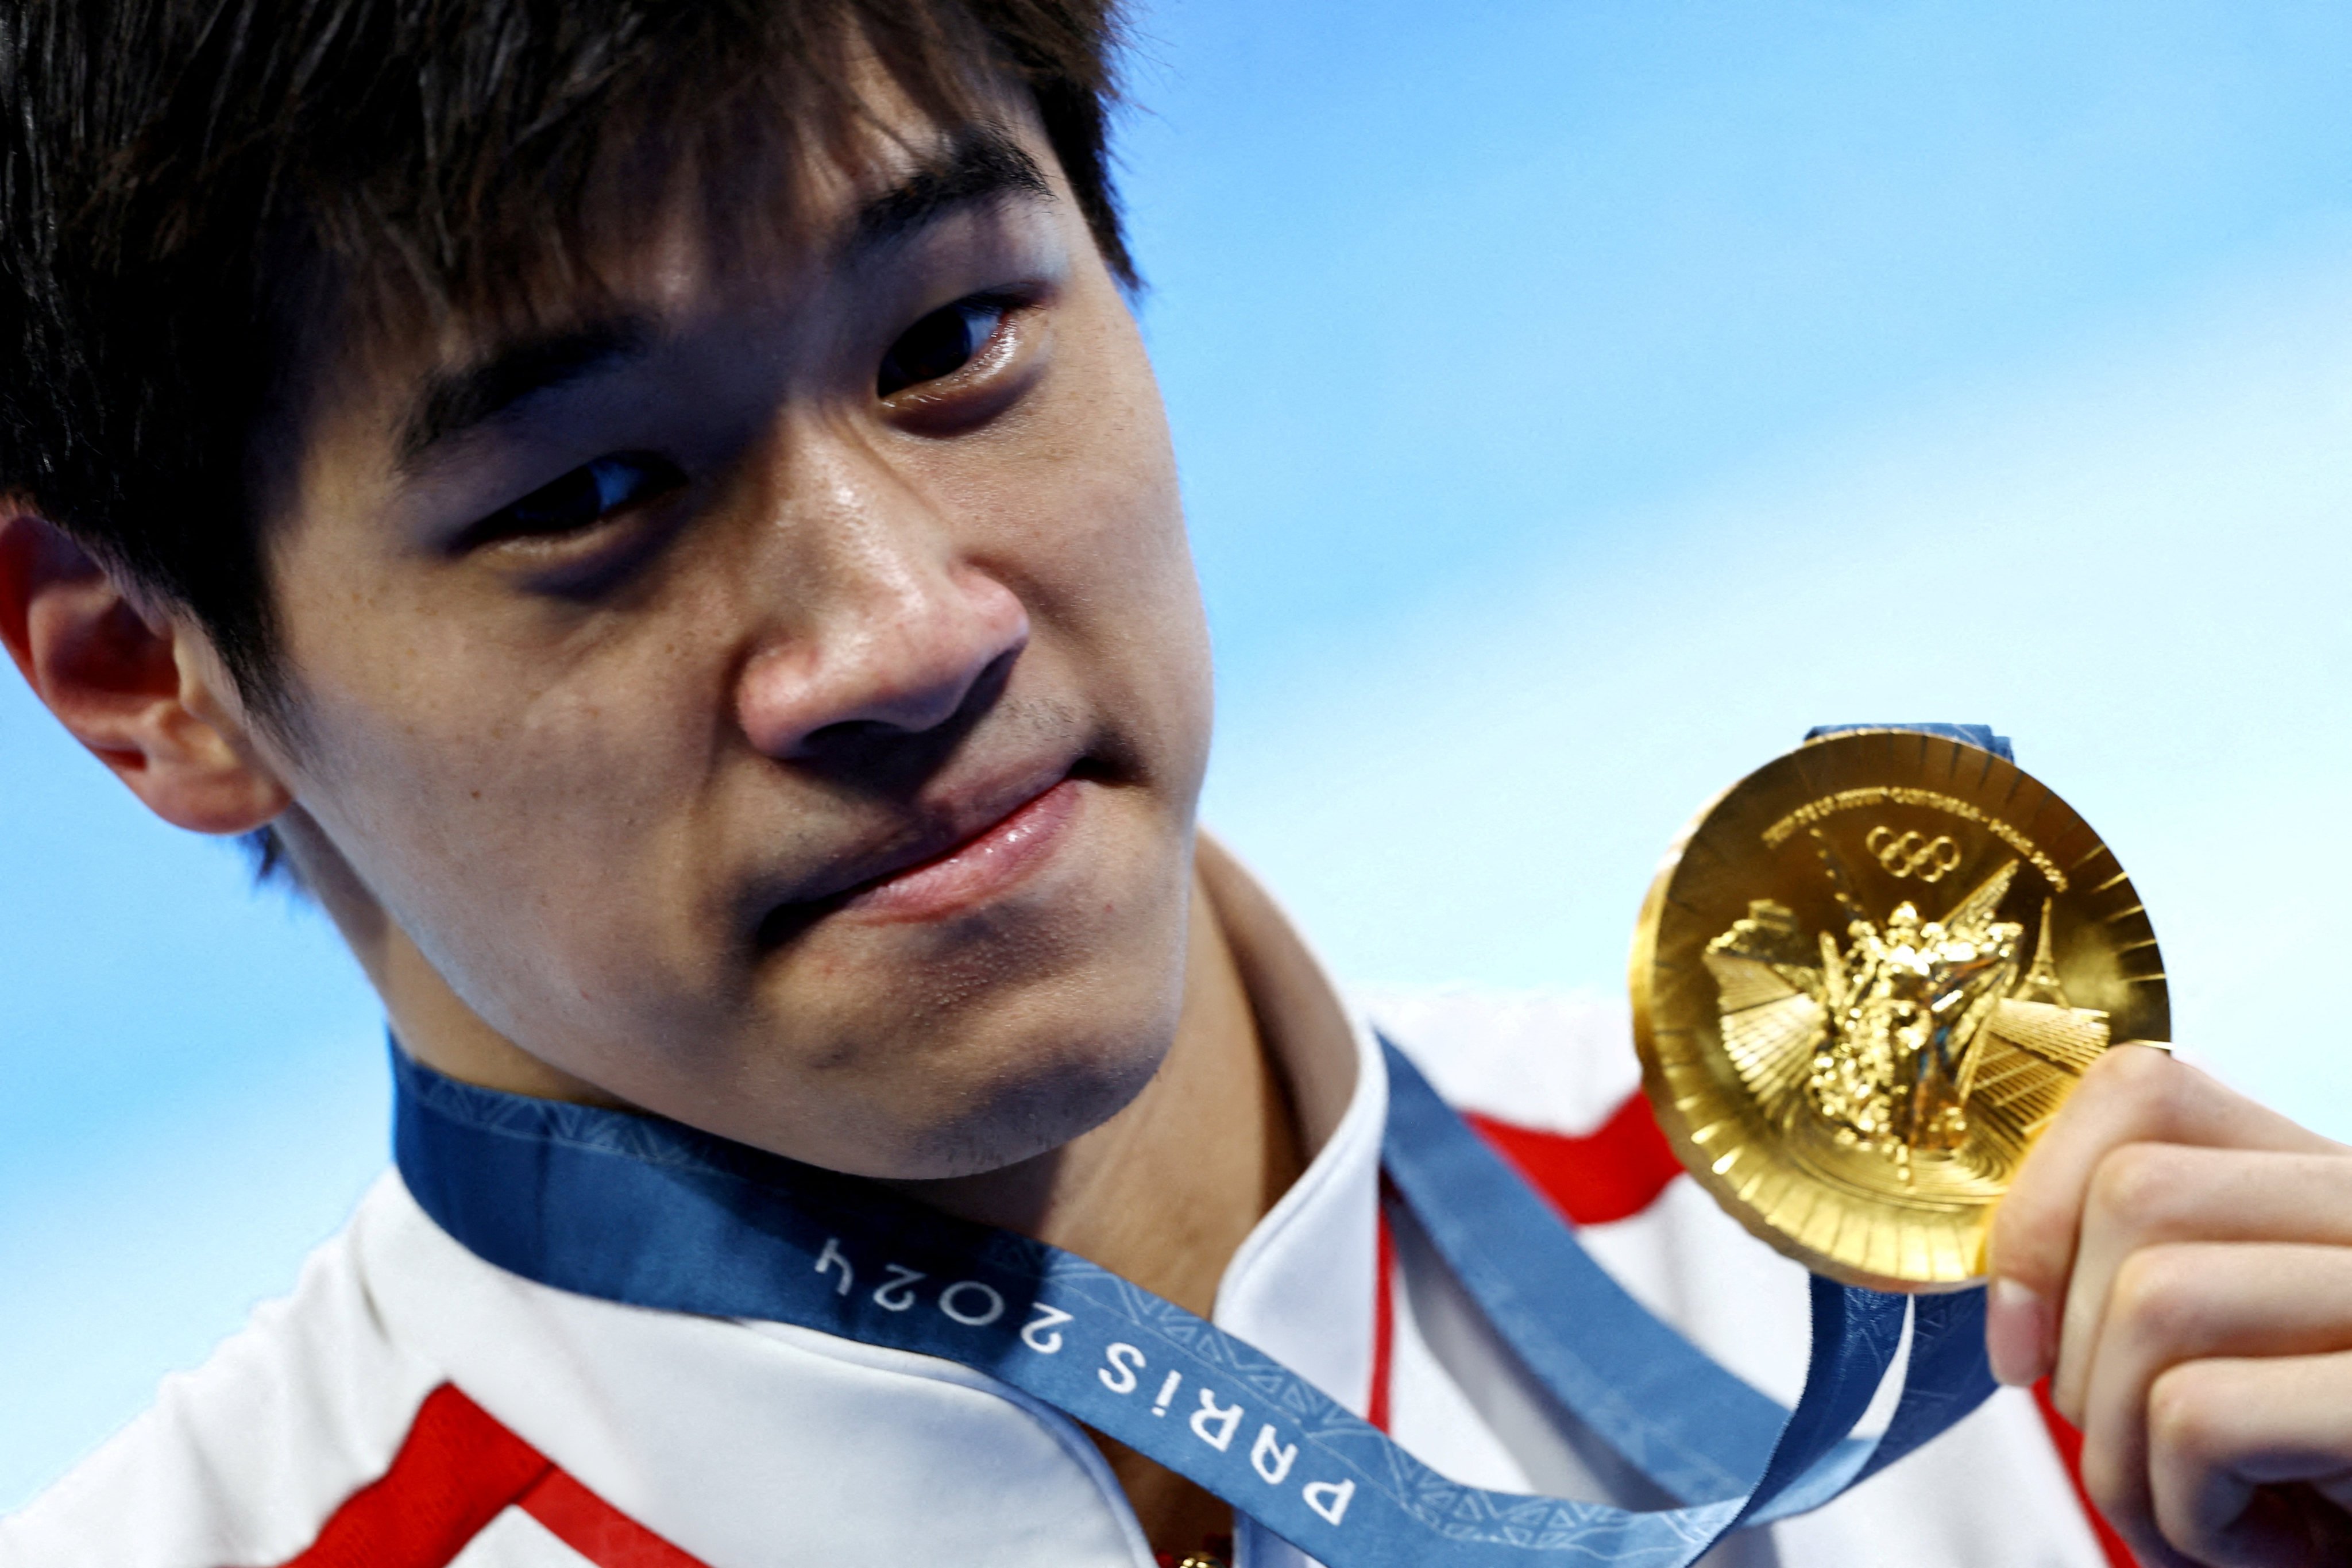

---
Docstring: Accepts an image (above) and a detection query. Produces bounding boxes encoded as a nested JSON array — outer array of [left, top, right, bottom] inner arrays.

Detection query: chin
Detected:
[[730, 800, 1194, 1179], [864, 1006, 1175, 1180]]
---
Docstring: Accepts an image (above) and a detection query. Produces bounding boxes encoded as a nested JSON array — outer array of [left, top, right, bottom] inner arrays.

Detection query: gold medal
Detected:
[[1629, 728, 2168, 1291]]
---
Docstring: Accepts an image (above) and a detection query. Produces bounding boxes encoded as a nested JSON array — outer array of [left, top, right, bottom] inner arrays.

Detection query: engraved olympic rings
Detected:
[[1865, 826, 1963, 882]]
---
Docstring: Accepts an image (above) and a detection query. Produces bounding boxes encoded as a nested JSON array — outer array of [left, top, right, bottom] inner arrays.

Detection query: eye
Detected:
[[458, 452, 685, 552], [876, 296, 1010, 399]]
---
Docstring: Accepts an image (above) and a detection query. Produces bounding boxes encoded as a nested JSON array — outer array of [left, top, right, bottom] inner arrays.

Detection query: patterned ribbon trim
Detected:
[[393, 1034, 1993, 1566]]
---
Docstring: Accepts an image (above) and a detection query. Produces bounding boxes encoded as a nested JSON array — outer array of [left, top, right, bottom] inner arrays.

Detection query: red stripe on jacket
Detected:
[[275, 1382, 709, 1568], [1463, 1092, 1687, 1225], [2032, 1378, 2142, 1567]]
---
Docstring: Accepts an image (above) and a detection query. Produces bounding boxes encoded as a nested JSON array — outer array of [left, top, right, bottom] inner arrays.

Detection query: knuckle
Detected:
[[2146, 1362, 2228, 1462], [2087, 1142, 2186, 1232], [2082, 1042, 2187, 1114], [2109, 1246, 2203, 1345]]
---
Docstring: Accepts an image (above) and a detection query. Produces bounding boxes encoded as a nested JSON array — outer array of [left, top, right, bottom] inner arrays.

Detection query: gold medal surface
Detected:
[[1630, 729, 2168, 1291]]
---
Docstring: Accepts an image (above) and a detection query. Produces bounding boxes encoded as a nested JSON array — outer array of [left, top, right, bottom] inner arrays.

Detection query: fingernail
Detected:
[[1986, 1277, 2051, 1387]]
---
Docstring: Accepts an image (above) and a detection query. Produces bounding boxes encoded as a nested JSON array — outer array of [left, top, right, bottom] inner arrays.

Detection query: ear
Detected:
[[0, 509, 293, 835]]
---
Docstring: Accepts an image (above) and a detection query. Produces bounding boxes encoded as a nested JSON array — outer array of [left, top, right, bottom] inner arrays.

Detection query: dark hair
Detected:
[[0, 0, 1131, 721]]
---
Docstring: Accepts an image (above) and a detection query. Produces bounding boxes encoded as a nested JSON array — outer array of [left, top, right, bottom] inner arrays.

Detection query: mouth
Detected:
[[754, 762, 1098, 946]]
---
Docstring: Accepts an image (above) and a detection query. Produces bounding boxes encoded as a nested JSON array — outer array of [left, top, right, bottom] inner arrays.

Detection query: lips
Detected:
[[836, 775, 1083, 921], [752, 762, 1090, 944]]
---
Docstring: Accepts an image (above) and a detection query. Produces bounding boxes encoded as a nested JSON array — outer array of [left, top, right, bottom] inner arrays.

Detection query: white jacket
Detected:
[[0, 984, 2122, 1567]]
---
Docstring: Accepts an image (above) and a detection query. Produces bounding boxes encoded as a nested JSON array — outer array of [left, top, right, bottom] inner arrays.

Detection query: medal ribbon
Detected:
[[392, 1036, 1996, 1565]]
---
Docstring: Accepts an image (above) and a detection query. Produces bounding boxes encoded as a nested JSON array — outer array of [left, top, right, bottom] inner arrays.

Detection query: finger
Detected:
[[1984, 1048, 2334, 1391], [2077, 1243, 2352, 1564], [2056, 1147, 2352, 1425], [2148, 1352, 2352, 1567]]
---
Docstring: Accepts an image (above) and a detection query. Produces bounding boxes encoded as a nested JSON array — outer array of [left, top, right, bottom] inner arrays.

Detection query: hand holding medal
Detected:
[[1635, 727, 2352, 1566]]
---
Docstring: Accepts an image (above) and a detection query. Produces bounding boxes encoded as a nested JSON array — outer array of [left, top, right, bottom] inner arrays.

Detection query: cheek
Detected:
[[1098, 426, 1214, 803], [277, 591, 740, 1033], [983, 313, 1213, 782]]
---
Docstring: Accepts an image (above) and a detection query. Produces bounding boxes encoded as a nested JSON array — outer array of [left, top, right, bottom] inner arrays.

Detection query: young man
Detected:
[[2, 2, 2349, 1564]]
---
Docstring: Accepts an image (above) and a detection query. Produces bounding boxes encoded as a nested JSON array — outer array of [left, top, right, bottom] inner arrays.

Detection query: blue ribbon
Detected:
[[1801, 723, 2014, 760], [392, 1036, 1995, 1565]]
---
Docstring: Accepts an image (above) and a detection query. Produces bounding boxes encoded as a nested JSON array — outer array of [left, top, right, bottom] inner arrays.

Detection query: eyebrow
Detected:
[[399, 319, 651, 469], [849, 123, 1052, 255], [396, 125, 1053, 468]]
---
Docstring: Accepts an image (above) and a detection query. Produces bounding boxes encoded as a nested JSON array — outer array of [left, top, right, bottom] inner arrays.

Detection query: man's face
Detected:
[[256, 103, 1211, 1179]]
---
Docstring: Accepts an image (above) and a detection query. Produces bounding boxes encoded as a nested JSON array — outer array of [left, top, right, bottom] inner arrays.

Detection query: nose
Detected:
[[732, 447, 1030, 761]]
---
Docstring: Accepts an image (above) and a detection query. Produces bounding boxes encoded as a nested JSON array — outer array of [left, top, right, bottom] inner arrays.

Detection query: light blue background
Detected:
[[6, 0, 2351, 1508]]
